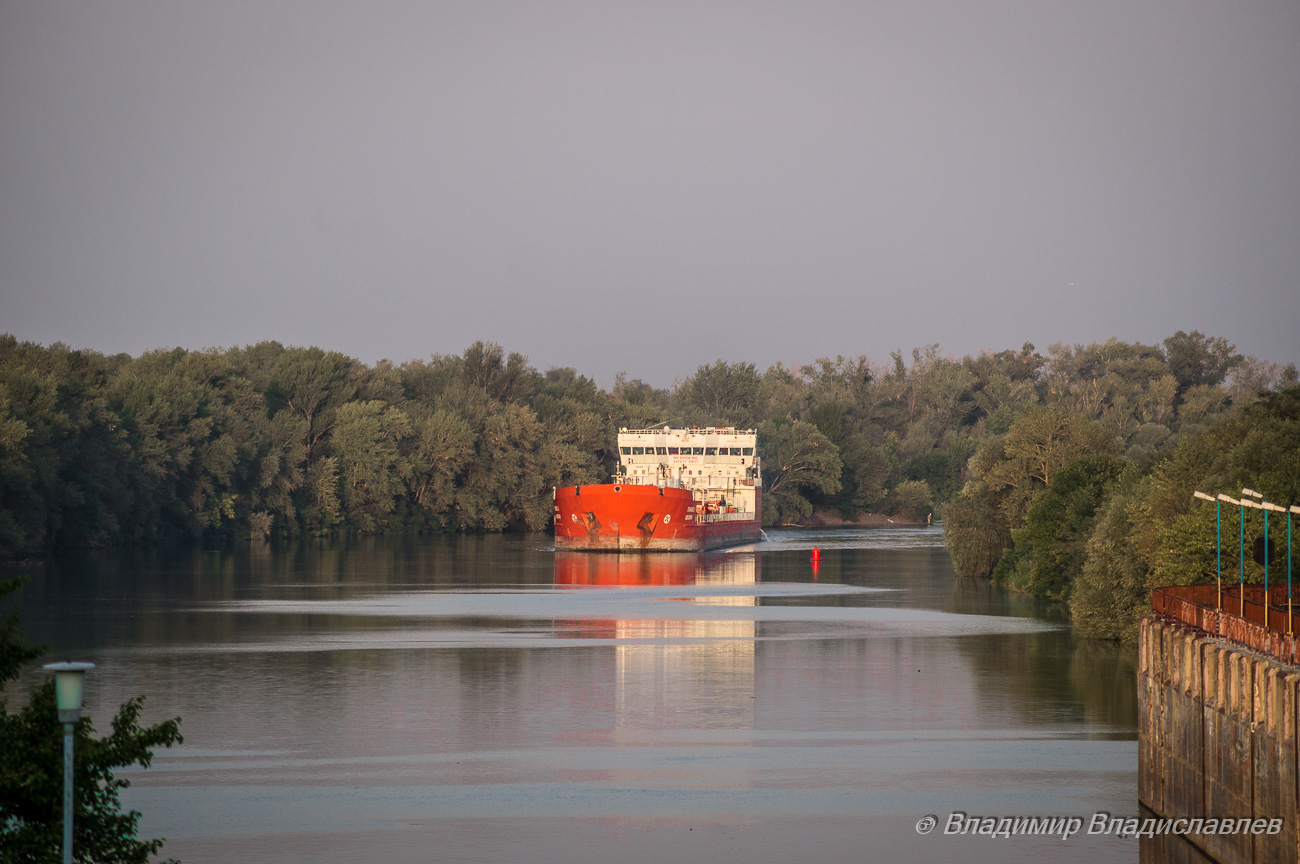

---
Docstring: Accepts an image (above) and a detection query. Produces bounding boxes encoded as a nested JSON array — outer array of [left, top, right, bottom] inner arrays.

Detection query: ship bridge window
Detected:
[[632, 447, 645, 455], [667, 447, 679, 455], [621, 447, 631, 455], [704, 447, 717, 456], [692, 447, 704, 455], [728, 448, 740, 455], [655, 447, 667, 455], [743, 447, 753, 455]]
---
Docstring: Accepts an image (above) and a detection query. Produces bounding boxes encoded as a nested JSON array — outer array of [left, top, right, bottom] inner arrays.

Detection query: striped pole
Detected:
[[1242, 490, 1266, 621], [1218, 494, 1237, 612], [1240, 498, 1246, 616], [1197, 492, 1222, 611]]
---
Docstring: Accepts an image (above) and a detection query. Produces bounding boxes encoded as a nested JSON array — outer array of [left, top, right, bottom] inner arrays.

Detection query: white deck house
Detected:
[[615, 427, 761, 521]]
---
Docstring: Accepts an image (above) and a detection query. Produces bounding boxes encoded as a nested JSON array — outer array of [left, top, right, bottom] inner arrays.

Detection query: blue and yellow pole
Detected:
[[1262, 501, 1288, 625], [1218, 494, 1237, 612], [1240, 498, 1246, 616], [1243, 490, 1265, 619], [1197, 491, 1222, 610], [1217, 500, 1222, 609], [1264, 504, 1270, 598], [1289, 506, 1294, 635]]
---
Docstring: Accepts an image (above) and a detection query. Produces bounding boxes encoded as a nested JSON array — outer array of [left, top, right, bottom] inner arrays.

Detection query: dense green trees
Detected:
[[942, 482, 1011, 580], [968, 408, 1119, 525], [0, 330, 1294, 607], [992, 454, 1128, 602], [921, 334, 1294, 640], [0, 337, 620, 554], [758, 419, 842, 524], [946, 373, 1300, 640]]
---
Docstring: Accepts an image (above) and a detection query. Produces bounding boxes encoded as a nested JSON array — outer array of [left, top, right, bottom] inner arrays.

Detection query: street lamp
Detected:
[[1248, 490, 1273, 598], [1264, 502, 1287, 623], [43, 661, 94, 864], [1291, 505, 1300, 635], [1194, 491, 1221, 609], [1243, 489, 1266, 612], [1218, 494, 1238, 610], [1237, 496, 1258, 610], [1235, 495, 1249, 615]]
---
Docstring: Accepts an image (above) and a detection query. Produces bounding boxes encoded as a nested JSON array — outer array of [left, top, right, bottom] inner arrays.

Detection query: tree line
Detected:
[[1, 331, 1296, 641], [942, 341, 1298, 642]]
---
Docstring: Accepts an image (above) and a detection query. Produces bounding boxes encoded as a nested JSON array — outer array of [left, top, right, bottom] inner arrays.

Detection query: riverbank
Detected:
[[796, 510, 929, 529]]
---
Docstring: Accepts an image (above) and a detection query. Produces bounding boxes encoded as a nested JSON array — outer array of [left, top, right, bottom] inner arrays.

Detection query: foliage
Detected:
[[1020, 385, 1298, 640], [1162, 330, 1242, 397], [943, 481, 1011, 579], [757, 420, 841, 524], [677, 361, 765, 429], [970, 407, 1118, 525], [941, 354, 1297, 637], [890, 480, 933, 522], [1069, 474, 1153, 642], [1, 575, 183, 862], [0, 331, 1280, 552], [802, 401, 889, 517], [1041, 339, 1177, 436], [993, 455, 1127, 602]]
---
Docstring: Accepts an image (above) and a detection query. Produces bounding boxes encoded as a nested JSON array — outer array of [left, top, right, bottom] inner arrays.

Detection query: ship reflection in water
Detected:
[[553, 552, 757, 729]]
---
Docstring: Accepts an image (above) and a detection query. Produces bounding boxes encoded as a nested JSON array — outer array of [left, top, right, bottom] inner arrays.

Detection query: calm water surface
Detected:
[[9, 527, 1172, 863]]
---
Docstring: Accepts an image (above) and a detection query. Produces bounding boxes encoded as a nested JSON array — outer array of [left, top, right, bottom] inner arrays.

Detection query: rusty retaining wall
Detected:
[[1140, 617, 1299, 863]]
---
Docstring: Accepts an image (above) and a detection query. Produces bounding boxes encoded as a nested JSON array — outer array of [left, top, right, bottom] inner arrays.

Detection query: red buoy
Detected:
[[811, 546, 821, 562]]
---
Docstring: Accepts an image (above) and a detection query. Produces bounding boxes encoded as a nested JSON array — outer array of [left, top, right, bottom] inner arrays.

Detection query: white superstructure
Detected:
[[615, 426, 761, 520]]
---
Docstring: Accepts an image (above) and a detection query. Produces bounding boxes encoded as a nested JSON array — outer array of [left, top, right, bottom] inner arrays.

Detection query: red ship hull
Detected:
[[554, 484, 761, 552]]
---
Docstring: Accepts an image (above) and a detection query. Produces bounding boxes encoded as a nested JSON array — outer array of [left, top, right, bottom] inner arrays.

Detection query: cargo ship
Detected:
[[553, 426, 762, 552]]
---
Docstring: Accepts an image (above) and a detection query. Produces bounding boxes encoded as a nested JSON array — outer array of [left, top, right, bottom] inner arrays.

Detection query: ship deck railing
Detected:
[[619, 427, 755, 435], [696, 511, 756, 524]]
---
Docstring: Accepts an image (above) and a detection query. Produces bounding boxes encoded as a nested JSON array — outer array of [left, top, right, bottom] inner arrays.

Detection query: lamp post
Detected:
[[1237, 491, 1268, 592], [1218, 494, 1237, 610], [1237, 496, 1258, 615], [1291, 505, 1300, 635], [1194, 491, 1221, 609], [1264, 502, 1287, 627], [1236, 495, 1247, 615], [1243, 489, 1266, 618], [43, 661, 94, 864]]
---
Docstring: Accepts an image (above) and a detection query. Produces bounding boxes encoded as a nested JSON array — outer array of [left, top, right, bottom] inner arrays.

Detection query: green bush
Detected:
[[1, 576, 183, 863]]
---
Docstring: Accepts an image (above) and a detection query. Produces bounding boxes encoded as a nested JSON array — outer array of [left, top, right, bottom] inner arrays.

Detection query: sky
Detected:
[[1, 0, 1297, 387]]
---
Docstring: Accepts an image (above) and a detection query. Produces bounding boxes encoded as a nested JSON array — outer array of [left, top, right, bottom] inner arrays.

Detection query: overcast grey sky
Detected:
[[2, 0, 1297, 386]]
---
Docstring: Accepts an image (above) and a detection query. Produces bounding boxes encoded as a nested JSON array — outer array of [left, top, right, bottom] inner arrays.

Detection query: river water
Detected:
[[8, 527, 1178, 863]]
